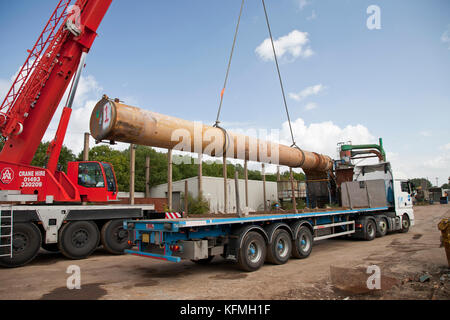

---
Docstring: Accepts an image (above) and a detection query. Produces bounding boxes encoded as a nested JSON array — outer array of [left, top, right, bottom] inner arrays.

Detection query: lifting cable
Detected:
[[261, 0, 298, 150], [213, 0, 301, 161], [214, 0, 245, 156], [214, 0, 245, 128]]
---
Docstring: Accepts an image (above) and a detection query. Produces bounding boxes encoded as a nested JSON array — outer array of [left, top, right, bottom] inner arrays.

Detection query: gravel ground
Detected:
[[0, 204, 448, 300]]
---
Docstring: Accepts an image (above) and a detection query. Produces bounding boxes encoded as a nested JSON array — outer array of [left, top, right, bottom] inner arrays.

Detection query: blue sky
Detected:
[[0, 0, 449, 185]]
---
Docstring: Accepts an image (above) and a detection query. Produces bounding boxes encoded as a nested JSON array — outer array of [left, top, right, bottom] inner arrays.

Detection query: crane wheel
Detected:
[[58, 221, 100, 260], [101, 220, 131, 255], [0, 223, 42, 268]]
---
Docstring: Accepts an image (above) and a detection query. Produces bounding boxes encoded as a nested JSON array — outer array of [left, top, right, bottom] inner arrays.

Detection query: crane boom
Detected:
[[0, 0, 111, 166]]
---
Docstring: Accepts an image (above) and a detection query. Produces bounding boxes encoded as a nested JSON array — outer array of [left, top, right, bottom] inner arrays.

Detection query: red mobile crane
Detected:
[[0, 0, 154, 268]]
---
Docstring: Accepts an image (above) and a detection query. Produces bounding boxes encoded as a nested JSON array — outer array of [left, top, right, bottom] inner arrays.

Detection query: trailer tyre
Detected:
[[266, 229, 292, 265], [58, 221, 100, 260], [0, 223, 42, 268], [364, 220, 377, 241], [237, 232, 267, 272], [292, 226, 313, 259], [101, 220, 131, 255]]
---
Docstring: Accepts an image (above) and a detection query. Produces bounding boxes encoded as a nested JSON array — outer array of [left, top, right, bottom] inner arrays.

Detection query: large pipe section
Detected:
[[90, 96, 333, 171]]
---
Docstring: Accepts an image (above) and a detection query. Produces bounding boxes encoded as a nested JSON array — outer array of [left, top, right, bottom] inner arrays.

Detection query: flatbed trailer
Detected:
[[124, 205, 414, 272]]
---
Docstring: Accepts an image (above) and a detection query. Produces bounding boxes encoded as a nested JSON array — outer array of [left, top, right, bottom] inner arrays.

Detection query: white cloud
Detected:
[[307, 10, 317, 21], [424, 154, 450, 170], [280, 118, 375, 158], [43, 74, 104, 154], [419, 130, 432, 137], [442, 25, 450, 49], [289, 84, 326, 101], [304, 102, 318, 111], [255, 30, 314, 62], [297, 0, 311, 10], [0, 79, 10, 103], [440, 143, 450, 151]]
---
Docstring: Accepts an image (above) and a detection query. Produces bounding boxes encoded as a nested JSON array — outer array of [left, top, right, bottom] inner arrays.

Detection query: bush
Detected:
[[281, 199, 306, 210], [184, 193, 210, 215]]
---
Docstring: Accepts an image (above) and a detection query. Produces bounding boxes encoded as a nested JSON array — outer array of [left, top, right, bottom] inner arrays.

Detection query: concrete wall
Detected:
[[150, 176, 278, 214]]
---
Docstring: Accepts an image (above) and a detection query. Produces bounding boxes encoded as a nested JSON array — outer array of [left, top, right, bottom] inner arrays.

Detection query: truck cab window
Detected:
[[78, 163, 105, 188], [401, 182, 410, 194]]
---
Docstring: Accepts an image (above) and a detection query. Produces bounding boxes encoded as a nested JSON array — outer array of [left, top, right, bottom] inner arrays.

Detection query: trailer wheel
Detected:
[[292, 226, 313, 259], [376, 218, 388, 238], [266, 229, 292, 265], [364, 220, 376, 241], [101, 220, 131, 255], [58, 221, 100, 260], [237, 232, 266, 272], [0, 223, 42, 268], [399, 214, 410, 233]]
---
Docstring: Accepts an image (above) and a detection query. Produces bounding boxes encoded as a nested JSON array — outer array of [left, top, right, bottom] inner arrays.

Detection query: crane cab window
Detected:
[[78, 163, 105, 188], [101, 163, 117, 192]]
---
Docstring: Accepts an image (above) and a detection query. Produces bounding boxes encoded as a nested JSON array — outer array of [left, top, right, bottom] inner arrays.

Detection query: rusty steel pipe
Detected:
[[90, 96, 333, 171]]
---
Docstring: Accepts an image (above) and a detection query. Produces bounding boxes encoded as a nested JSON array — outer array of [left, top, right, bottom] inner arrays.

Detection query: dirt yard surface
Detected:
[[0, 205, 449, 300]]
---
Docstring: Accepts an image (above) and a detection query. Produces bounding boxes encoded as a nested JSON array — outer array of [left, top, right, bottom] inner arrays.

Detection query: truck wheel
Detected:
[[101, 220, 131, 255], [399, 214, 410, 233], [58, 221, 100, 260], [266, 229, 292, 265], [364, 220, 376, 241], [376, 218, 388, 238], [237, 232, 266, 272], [292, 226, 313, 259], [0, 223, 41, 268]]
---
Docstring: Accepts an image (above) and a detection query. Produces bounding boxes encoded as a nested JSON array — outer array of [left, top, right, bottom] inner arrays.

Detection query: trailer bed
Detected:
[[124, 206, 392, 266], [129, 206, 389, 229]]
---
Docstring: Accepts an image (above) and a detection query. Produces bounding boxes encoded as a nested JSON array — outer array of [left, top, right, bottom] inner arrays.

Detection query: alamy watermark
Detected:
[[366, 265, 381, 290], [66, 265, 81, 290], [367, 5, 381, 30], [170, 122, 281, 166]]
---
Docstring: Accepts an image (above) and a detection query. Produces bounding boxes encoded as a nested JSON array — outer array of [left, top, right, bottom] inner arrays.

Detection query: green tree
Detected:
[[410, 178, 432, 189], [31, 142, 76, 171], [84, 145, 129, 191]]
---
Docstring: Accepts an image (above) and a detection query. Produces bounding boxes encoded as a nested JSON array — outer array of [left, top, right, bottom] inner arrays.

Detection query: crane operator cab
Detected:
[[67, 161, 118, 202]]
